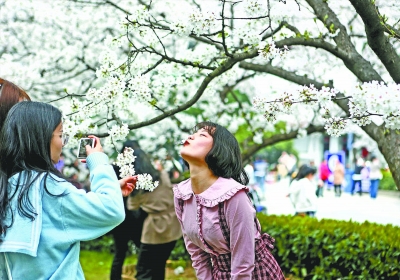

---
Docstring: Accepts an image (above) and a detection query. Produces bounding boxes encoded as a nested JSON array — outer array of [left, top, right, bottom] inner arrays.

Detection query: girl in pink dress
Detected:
[[173, 121, 284, 280]]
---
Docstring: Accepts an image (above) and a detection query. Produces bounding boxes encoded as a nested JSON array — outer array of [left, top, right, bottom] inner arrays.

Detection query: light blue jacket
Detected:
[[0, 152, 125, 279]]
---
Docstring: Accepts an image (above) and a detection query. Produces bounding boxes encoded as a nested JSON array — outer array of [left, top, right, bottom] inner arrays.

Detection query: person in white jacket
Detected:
[[288, 164, 318, 217]]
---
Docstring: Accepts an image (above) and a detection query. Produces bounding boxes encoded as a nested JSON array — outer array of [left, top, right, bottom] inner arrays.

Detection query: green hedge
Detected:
[[380, 169, 398, 191], [82, 214, 400, 279], [259, 214, 400, 279]]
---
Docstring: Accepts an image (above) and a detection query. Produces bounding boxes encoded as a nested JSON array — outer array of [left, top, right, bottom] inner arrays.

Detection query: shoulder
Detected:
[[173, 178, 192, 200], [196, 177, 248, 207]]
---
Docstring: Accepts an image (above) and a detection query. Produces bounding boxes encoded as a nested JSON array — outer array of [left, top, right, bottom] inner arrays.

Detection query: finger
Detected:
[[87, 135, 98, 146]]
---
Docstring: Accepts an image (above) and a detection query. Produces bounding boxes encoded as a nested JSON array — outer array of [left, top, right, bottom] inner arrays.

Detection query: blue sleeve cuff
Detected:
[[86, 152, 109, 171]]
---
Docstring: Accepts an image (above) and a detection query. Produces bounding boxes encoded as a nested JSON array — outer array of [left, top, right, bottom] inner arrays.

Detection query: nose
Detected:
[[188, 135, 194, 140]]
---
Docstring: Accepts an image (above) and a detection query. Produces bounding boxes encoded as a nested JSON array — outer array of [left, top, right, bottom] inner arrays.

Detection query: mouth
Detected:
[[183, 140, 189, 146]]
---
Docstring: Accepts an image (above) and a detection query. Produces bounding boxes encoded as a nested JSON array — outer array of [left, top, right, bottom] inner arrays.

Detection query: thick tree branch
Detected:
[[305, 0, 383, 83], [239, 62, 329, 88], [242, 125, 326, 163], [348, 0, 400, 83], [274, 37, 348, 60]]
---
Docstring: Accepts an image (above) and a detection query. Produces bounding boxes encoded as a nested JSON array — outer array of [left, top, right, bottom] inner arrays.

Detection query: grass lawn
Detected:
[[80, 250, 300, 280], [80, 250, 197, 280]]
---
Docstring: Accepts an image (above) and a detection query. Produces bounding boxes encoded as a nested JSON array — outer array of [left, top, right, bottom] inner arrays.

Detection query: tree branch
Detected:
[[275, 37, 348, 60], [348, 0, 400, 83], [242, 125, 326, 163], [305, 0, 383, 83]]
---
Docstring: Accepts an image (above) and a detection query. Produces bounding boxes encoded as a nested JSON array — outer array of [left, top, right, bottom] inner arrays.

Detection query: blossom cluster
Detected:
[[351, 81, 400, 129], [128, 75, 152, 103], [244, 0, 268, 17], [136, 174, 159, 192], [170, 8, 217, 36], [108, 124, 130, 141], [113, 147, 159, 191], [114, 147, 136, 178], [258, 41, 289, 60]]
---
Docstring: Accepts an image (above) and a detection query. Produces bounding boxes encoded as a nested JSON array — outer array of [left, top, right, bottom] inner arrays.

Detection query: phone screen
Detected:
[[78, 138, 94, 158]]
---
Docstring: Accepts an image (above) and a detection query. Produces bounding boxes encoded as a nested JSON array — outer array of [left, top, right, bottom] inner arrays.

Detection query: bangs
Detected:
[[192, 121, 217, 137]]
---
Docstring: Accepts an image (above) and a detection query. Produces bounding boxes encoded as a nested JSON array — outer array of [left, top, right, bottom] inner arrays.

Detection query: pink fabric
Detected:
[[319, 162, 330, 181], [174, 177, 261, 280]]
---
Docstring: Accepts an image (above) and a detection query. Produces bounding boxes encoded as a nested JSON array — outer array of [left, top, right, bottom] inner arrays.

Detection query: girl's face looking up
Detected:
[[180, 127, 214, 164]]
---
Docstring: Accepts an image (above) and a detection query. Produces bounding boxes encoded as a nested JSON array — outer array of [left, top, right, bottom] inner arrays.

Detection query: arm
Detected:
[[225, 190, 256, 279], [53, 152, 125, 242], [174, 196, 212, 280]]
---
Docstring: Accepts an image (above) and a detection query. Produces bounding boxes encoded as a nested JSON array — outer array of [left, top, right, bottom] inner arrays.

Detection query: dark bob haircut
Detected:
[[191, 121, 249, 186]]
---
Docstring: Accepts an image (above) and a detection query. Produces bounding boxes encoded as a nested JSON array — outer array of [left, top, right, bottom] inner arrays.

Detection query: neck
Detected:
[[189, 165, 218, 194]]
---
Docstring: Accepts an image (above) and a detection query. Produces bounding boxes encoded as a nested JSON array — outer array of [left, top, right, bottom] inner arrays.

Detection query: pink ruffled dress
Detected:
[[173, 177, 284, 280]]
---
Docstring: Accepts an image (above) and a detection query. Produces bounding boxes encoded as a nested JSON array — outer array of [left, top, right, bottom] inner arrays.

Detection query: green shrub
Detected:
[[380, 169, 398, 191], [258, 214, 400, 279], [81, 234, 115, 252], [169, 237, 190, 261]]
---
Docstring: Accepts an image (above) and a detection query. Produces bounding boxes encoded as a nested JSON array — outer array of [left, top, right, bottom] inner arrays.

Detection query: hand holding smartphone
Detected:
[[77, 137, 96, 159]]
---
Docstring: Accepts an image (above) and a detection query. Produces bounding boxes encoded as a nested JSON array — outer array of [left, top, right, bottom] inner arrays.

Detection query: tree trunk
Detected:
[[362, 125, 400, 191]]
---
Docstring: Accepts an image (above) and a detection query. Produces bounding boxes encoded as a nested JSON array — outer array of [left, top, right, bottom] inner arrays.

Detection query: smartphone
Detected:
[[77, 138, 95, 159]]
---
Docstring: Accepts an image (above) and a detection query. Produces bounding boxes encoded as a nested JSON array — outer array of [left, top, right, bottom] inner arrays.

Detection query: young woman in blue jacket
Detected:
[[0, 101, 134, 279]]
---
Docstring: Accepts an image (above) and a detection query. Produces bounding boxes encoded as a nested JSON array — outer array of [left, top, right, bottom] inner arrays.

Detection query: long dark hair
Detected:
[[191, 121, 249, 185], [0, 101, 65, 241]]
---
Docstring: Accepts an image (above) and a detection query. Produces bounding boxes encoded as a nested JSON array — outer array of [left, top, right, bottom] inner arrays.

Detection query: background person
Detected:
[[351, 158, 364, 195], [288, 164, 318, 217], [318, 159, 330, 197], [253, 157, 268, 195], [333, 159, 345, 197], [369, 156, 382, 199], [360, 161, 371, 196], [0, 101, 133, 280], [110, 141, 148, 280], [126, 147, 182, 280], [174, 121, 284, 279]]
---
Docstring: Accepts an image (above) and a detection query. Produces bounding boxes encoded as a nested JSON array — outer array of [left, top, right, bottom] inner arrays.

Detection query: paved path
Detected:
[[258, 178, 400, 227]]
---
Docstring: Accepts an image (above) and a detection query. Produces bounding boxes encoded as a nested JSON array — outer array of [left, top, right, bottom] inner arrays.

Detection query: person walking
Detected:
[[253, 157, 268, 195], [288, 164, 318, 217], [317, 159, 329, 197], [173, 121, 284, 279], [351, 158, 364, 195], [126, 147, 182, 280], [0, 101, 134, 280], [369, 156, 382, 199], [333, 159, 345, 197]]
